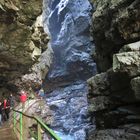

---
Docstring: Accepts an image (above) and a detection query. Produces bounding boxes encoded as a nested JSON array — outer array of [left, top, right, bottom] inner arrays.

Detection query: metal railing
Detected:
[[12, 109, 61, 140]]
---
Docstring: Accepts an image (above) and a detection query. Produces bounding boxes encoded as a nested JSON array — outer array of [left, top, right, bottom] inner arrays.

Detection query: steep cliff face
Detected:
[[42, 0, 96, 139], [88, 0, 140, 139], [0, 0, 49, 94]]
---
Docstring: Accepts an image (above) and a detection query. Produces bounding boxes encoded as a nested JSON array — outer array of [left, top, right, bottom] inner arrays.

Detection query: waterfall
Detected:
[[43, 0, 96, 139]]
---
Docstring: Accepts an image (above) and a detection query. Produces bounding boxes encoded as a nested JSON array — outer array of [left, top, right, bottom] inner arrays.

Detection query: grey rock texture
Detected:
[[17, 45, 53, 92], [42, 0, 96, 138], [88, 0, 140, 139], [87, 73, 110, 96], [88, 127, 140, 140], [91, 0, 140, 72], [113, 52, 140, 76], [88, 47, 140, 139], [119, 41, 140, 52], [0, 0, 49, 95], [113, 42, 140, 77], [43, 0, 96, 93]]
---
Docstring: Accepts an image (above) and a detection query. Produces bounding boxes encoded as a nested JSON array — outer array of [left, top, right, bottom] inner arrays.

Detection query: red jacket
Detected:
[[3, 99, 10, 109], [4, 100, 7, 109], [20, 94, 27, 102]]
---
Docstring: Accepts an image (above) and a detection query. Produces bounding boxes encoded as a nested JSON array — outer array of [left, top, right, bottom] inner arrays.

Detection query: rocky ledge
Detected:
[[88, 0, 140, 139]]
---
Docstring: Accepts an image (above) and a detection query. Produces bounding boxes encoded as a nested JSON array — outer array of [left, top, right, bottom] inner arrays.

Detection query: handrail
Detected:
[[12, 109, 61, 140]]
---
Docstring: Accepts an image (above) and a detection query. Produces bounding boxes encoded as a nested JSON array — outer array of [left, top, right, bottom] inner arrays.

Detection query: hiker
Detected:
[[38, 88, 45, 98], [8, 93, 15, 108], [3, 98, 10, 120], [28, 87, 35, 100], [19, 90, 27, 110], [0, 101, 3, 126], [34, 83, 41, 95]]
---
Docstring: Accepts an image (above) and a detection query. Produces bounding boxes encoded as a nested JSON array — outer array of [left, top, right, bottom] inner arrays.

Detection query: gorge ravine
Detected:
[[42, 0, 96, 139]]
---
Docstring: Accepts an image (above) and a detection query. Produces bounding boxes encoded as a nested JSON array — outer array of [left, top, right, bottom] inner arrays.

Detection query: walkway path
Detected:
[[0, 99, 45, 140], [0, 99, 38, 140], [0, 123, 17, 140]]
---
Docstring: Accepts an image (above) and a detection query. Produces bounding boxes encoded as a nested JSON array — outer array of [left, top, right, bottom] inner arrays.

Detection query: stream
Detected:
[[42, 0, 96, 139]]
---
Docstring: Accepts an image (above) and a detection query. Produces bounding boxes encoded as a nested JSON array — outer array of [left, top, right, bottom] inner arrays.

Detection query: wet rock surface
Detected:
[[46, 82, 90, 139], [43, 0, 96, 139], [43, 0, 96, 92], [88, 0, 140, 139]]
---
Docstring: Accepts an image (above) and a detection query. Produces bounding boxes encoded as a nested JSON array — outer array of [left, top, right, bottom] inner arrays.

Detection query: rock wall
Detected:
[[88, 0, 140, 139], [0, 0, 49, 95], [91, 0, 140, 72]]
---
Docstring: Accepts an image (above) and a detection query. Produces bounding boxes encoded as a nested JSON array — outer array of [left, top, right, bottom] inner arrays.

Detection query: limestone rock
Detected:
[[88, 96, 110, 112], [88, 128, 140, 140], [21, 46, 54, 87], [88, 0, 140, 139], [87, 72, 110, 96], [119, 41, 140, 53], [0, 0, 49, 94], [31, 15, 49, 53], [91, 0, 140, 72], [113, 42, 140, 77], [113, 52, 140, 77], [87, 70, 138, 139]]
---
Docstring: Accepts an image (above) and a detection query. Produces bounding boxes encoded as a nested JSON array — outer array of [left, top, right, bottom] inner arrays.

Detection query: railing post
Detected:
[[28, 98, 29, 107], [12, 109, 61, 140], [20, 113, 23, 140], [37, 122, 42, 140], [22, 114, 26, 140], [13, 111, 16, 133]]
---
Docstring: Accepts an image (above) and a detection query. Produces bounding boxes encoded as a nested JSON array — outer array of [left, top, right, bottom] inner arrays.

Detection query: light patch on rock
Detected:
[[119, 41, 140, 53], [131, 77, 140, 100], [113, 52, 140, 77]]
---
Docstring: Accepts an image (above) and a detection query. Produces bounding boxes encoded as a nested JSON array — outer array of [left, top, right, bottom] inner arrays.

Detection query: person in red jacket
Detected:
[[20, 91, 27, 111], [3, 98, 10, 120]]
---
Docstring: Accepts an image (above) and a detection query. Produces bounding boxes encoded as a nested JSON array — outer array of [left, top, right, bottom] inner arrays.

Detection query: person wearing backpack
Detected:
[[8, 93, 15, 108], [3, 98, 10, 120]]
